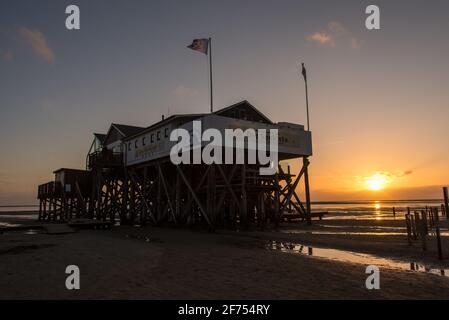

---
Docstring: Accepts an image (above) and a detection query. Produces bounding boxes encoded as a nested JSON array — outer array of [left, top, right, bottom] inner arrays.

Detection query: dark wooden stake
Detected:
[[443, 187, 449, 220], [436, 226, 443, 260], [405, 213, 412, 246]]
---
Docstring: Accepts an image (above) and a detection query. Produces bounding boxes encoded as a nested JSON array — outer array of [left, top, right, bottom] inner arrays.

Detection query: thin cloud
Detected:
[[356, 170, 413, 186], [307, 32, 334, 46], [307, 21, 362, 49], [18, 27, 55, 64]]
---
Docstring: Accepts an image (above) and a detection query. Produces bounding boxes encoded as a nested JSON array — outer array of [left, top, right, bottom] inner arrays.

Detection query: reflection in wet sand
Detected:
[[0, 222, 21, 228], [266, 240, 449, 278], [281, 229, 449, 237], [0, 214, 37, 220]]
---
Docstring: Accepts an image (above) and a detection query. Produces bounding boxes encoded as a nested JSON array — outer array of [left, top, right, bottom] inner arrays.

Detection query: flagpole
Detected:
[[301, 63, 310, 131], [305, 76, 310, 131], [209, 37, 213, 113]]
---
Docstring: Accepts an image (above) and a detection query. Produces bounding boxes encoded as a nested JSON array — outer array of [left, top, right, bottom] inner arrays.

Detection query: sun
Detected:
[[364, 172, 390, 191]]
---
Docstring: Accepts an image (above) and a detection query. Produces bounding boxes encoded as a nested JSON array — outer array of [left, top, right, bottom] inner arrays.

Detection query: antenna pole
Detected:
[[209, 37, 213, 113]]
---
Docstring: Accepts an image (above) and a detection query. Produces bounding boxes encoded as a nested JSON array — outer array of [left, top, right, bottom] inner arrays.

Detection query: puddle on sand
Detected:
[[0, 222, 21, 228], [281, 225, 449, 237], [23, 229, 44, 235], [266, 240, 449, 278], [0, 214, 37, 220], [280, 230, 407, 236]]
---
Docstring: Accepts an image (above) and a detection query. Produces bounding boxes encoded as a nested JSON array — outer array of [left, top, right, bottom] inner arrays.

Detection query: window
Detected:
[[151, 134, 154, 143], [142, 137, 146, 146], [128, 143, 131, 151], [157, 131, 161, 141], [164, 128, 169, 138], [135, 140, 138, 148]]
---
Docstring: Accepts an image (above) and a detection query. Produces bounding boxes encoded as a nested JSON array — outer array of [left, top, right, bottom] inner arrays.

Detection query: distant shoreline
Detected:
[[312, 199, 443, 205], [0, 205, 38, 208], [0, 198, 444, 208]]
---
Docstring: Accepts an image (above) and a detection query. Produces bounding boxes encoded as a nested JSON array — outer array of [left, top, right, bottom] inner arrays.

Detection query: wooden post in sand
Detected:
[[443, 187, 449, 220], [405, 213, 412, 246], [413, 211, 420, 240], [436, 226, 443, 260], [419, 215, 427, 251], [303, 157, 312, 226], [428, 210, 434, 228], [287, 165, 292, 213], [393, 207, 396, 219], [421, 211, 428, 235], [433, 207, 439, 224]]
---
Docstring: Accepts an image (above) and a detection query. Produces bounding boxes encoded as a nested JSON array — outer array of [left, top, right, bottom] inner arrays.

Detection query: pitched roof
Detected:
[[111, 124, 145, 137], [53, 168, 89, 174], [93, 133, 107, 143], [107, 101, 272, 142], [214, 100, 273, 124]]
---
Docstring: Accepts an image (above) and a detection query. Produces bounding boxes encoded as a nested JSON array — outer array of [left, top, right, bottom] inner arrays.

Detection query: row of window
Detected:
[[124, 129, 290, 151], [128, 127, 170, 151]]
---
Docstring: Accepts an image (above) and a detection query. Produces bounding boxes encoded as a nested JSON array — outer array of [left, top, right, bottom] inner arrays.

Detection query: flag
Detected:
[[187, 38, 209, 55], [301, 63, 307, 82]]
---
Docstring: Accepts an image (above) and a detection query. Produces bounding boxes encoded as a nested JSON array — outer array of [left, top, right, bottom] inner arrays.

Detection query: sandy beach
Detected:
[[1, 210, 449, 300]]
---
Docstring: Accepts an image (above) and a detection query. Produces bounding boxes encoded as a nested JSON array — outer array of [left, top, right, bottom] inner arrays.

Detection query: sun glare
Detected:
[[365, 173, 390, 191]]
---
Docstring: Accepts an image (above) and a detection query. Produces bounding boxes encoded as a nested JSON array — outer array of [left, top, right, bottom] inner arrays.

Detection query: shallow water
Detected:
[[0, 206, 38, 213], [281, 230, 407, 236], [0, 214, 38, 220], [266, 240, 449, 278], [281, 228, 449, 237], [312, 199, 445, 222], [0, 222, 21, 228], [23, 229, 44, 235]]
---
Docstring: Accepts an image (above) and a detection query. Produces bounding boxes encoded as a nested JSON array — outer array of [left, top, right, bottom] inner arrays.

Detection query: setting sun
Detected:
[[365, 173, 390, 191]]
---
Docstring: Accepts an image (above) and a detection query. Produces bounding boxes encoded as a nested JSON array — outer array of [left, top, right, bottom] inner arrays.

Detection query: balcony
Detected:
[[37, 181, 62, 199], [88, 150, 123, 169]]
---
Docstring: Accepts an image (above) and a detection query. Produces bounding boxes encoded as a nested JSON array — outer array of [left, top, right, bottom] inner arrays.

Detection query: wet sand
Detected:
[[1, 212, 449, 299]]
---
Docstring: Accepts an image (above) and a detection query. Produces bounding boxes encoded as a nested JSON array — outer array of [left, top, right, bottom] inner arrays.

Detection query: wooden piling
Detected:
[[39, 141, 314, 230], [287, 165, 292, 213], [444, 187, 449, 220], [428, 210, 434, 228], [436, 226, 443, 260], [433, 207, 439, 224], [420, 217, 427, 251], [303, 157, 312, 226], [405, 213, 412, 246], [413, 211, 420, 240], [421, 210, 428, 235]]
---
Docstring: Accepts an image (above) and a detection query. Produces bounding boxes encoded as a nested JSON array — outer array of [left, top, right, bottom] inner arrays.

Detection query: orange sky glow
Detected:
[[0, 1, 448, 205]]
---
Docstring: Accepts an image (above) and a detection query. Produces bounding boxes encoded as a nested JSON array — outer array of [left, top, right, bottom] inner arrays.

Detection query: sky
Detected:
[[0, 0, 448, 204]]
